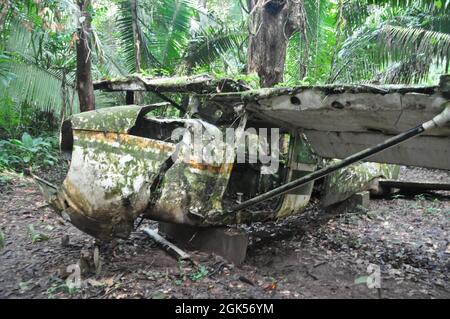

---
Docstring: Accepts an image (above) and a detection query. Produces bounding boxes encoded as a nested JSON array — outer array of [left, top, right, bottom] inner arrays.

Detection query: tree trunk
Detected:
[[130, 0, 144, 105], [247, 0, 300, 87], [197, 0, 208, 26], [130, 0, 141, 73], [179, 0, 208, 115], [76, 0, 95, 112], [60, 68, 67, 128]]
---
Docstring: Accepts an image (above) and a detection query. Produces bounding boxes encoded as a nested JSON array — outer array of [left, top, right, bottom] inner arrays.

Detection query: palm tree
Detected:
[[0, 0, 131, 117], [282, 0, 449, 85], [331, 0, 450, 84], [0, 0, 81, 116], [115, 0, 245, 76]]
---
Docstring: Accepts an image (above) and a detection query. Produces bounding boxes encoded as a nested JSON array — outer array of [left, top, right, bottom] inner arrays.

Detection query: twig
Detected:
[[313, 261, 326, 268], [239, 276, 255, 286], [28, 171, 57, 190], [306, 271, 318, 280]]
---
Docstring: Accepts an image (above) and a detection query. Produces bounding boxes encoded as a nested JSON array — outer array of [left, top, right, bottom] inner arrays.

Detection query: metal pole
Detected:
[[230, 105, 450, 212]]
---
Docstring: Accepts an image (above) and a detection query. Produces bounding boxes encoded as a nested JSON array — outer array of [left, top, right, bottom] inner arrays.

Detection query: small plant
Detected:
[[46, 283, 78, 299], [0, 174, 12, 186], [18, 281, 30, 293], [177, 260, 188, 281], [27, 224, 50, 243], [45, 274, 80, 299], [0, 133, 59, 172], [0, 230, 5, 250], [414, 194, 426, 201], [392, 194, 405, 200], [189, 265, 208, 281], [424, 198, 441, 215]]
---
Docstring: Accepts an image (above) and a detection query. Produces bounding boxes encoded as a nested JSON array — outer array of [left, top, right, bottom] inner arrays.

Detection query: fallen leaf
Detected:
[[264, 281, 277, 291]]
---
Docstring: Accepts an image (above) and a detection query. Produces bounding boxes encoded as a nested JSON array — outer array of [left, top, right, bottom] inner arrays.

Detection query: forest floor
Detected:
[[0, 166, 449, 299]]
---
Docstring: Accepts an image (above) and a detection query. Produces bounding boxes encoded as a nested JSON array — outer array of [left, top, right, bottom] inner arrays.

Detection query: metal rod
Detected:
[[230, 105, 450, 212]]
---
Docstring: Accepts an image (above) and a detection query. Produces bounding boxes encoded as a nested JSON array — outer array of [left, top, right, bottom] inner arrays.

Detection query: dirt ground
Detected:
[[0, 166, 448, 299]]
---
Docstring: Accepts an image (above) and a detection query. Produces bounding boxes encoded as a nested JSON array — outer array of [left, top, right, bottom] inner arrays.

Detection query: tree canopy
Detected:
[[0, 0, 448, 121]]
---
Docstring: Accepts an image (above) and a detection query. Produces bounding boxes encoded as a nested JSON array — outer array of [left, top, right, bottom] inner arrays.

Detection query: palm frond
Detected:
[[144, 0, 195, 71], [116, 0, 161, 72], [380, 55, 431, 83], [94, 91, 121, 109], [183, 26, 245, 68], [367, 0, 448, 12], [341, 0, 370, 36], [2, 60, 64, 113], [285, 0, 337, 84], [423, 14, 450, 34], [91, 28, 128, 77], [0, 53, 14, 84], [341, 0, 447, 36], [1, 21, 76, 113], [381, 25, 450, 68], [332, 0, 450, 84]]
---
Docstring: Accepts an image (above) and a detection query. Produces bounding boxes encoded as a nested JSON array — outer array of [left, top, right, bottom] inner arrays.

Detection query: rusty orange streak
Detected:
[[74, 130, 234, 174]]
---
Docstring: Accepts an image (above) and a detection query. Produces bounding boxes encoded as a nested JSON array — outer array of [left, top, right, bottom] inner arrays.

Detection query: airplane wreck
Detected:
[[36, 74, 450, 243]]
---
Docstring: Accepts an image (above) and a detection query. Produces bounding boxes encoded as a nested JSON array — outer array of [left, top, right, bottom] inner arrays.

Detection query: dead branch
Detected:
[[144, 228, 191, 261]]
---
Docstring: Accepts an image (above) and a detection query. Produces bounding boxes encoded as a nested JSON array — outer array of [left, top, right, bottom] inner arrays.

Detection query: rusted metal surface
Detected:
[[37, 74, 450, 241], [49, 105, 247, 240], [45, 102, 314, 240], [142, 115, 247, 227], [274, 132, 316, 218], [93, 74, 249, 94], [93, 74, 450, 169], [321, 162, 399, 207], [55, 130, 173, 240], [204, 78, 450, 170]]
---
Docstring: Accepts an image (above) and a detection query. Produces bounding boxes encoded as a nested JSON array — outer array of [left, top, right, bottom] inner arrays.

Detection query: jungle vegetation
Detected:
[[0, 0, 449, 172]]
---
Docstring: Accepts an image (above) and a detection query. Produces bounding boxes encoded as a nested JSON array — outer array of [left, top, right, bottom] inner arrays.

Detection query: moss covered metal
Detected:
[[49, 105, 246, 240], [321, 161, 400, 207]]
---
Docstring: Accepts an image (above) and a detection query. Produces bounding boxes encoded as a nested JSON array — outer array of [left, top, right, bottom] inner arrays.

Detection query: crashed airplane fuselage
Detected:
[[52, 106, 234, 240], [40, 74, 450, 241], [49, 104, 316, 240]]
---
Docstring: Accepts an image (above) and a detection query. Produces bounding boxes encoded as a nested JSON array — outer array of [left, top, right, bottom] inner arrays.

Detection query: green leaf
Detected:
[[333, 4, 450, 84], [9, 139, 23, 146], [0, 231, 5, 250], [434, 0, 442, 9], [19, 281, 29, 293], [189, 265, 208, 281], [21, 133, 33, 148], [27, 224, 49, 243], [354, 276, 369, 284]]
